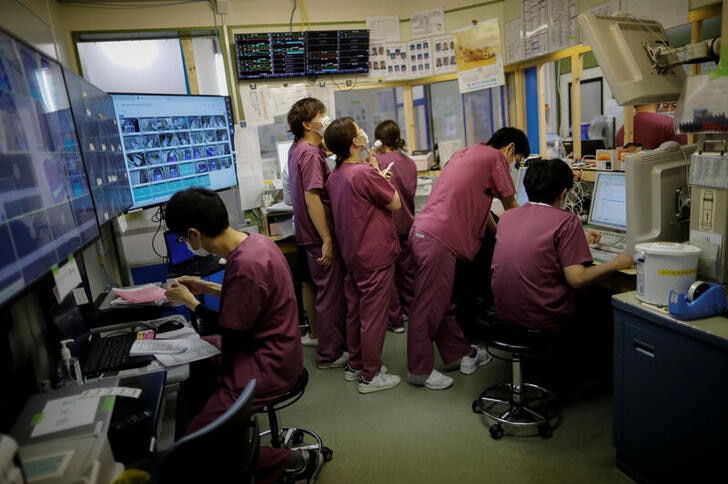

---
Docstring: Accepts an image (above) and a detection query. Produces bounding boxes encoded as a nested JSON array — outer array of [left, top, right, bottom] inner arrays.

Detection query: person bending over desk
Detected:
[[163, 187, 317, 483], [490, 159, 634, 394]]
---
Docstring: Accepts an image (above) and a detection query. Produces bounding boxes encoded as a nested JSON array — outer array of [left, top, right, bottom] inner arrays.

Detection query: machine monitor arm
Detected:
[[645, 37, 721, 74]]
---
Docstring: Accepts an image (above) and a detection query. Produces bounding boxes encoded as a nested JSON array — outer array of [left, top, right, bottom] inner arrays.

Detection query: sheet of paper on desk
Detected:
[[31, 396, 99, 438], [112, 284, 167, 304], [154, 335, 221, 367]]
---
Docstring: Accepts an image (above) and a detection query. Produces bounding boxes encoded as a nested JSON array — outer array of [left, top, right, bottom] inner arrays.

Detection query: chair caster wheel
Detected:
[[538, 424, 553, 439], [322, 446, 333, 462], [489, 424, 504, 439], [472, 400, 481, 413]]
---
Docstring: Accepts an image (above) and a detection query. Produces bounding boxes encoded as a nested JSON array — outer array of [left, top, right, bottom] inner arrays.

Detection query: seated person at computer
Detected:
[[163, 187, 317, 483], [616, 103, 687, 149], [490, 159, 634, 391]]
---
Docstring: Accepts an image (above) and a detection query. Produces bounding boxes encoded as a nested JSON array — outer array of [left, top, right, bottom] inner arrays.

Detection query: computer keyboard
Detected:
[[84, 332, 151, 378], [593, 230, 626, 253]]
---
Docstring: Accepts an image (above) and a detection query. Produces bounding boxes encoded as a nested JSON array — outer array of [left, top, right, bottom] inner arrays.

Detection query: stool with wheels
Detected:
[[258, 367, 333, 482], [472, 324, 559, 439]]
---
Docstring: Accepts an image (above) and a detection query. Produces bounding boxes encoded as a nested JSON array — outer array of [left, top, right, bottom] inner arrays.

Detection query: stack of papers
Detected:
[[111, 284, 167, 305]]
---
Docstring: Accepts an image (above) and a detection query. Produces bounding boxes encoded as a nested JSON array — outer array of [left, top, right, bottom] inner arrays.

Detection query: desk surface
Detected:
[[613, 291, 728, 346]]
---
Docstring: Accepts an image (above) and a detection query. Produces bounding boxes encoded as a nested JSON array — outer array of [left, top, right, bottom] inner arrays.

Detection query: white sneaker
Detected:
[[344, 364, 388, 382], [316, 352, 349, 369], [300, 334, 318, 347], [357, 371, 400, 394], [407, 369, 453, 390], [460, 345, 492, 375]]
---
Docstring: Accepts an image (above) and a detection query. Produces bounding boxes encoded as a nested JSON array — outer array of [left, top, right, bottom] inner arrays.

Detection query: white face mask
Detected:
[[354, 131, 369, 147], [314, 116, 331, 138], [185, 240, 210, 257]]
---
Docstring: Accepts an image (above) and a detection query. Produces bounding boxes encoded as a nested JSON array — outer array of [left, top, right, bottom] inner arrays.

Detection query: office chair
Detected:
[[257, 367, 333, 481], [154, 379, 259, 483], [472, 324, 559, 439]]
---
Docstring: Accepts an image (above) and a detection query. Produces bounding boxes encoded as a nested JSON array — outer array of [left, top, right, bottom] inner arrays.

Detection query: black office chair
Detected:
[[154, 379, 259, 483], [472, 324, 560, 439], [257, 367, 333, 481]]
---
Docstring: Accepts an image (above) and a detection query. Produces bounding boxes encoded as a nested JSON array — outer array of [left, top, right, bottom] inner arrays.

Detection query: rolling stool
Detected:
[[472, 324, 559, 439], [258, 368, 333, 482]]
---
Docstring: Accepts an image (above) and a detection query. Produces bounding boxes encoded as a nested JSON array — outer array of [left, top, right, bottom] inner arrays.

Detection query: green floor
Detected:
[[275, 331, 633, 484]]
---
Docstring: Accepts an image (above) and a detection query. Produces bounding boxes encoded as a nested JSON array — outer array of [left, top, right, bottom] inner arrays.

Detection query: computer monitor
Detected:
[[588, 172, 627, 231], [275, 140, 294, 177], [0, 29, 100, 307], [62, 68, 133, 226], [579, 13, 686, 105], [625, 142, 696, 252], [562, 139, 605, 159], [515, 166, 529, 205], [110, 93, 237, 211], [234, 29, 370, 80]]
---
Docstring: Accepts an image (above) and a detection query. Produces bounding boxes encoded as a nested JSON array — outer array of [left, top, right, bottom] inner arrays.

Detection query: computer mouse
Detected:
[[156, 320, 185, 334]]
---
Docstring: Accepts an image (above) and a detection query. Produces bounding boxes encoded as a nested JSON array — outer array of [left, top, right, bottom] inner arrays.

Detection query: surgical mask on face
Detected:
[[185, 240, 210, 257], [314, 116, 331, 138]]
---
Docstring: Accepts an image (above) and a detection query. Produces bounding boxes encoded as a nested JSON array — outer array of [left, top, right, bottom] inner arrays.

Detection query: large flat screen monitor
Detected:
[[0, 29, 100, 306], [588, 172, 627, 231], [579, 13, 686, 105], [63, 68, 133, 225], [625, 142, 696, 252], [235, 29, 369, 80], [110, 93, 237, 211]]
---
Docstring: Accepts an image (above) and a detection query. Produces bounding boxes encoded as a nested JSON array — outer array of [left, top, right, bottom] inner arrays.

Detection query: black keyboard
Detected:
[[83, 333, 153, 378]]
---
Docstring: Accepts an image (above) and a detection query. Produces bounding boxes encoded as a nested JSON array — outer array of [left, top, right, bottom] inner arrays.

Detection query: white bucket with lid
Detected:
[[634, 242, 702, 306]]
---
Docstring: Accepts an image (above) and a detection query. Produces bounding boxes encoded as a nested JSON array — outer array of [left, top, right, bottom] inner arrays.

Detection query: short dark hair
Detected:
[[523, 158, 574, 204], [374, 120, 405, 150], [287, 97, 326, 141], [164, 187, 229, 238], [486, 127, 530, 158], [324, 117, 357, 167]]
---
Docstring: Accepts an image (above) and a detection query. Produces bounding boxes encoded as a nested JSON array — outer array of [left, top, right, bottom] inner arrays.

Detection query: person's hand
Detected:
[[379, 169, 393, 180], [165, 280, 198, 307], [586, 229, 601, 245], [611, 251, 635, 271], [317, 240, 333, 269], [363, 148, 378, 169], [174, 275, 207, 295]]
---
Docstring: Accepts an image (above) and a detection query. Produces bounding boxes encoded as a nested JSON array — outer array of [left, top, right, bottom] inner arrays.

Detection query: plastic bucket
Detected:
[[635, 242, 702, 306]]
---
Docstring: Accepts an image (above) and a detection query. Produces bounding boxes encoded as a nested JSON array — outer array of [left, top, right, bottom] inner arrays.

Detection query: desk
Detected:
[[612, 291, 728, 483]]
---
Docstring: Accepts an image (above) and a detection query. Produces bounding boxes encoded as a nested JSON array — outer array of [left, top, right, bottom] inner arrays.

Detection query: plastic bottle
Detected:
[[60, 339, 84, 386]]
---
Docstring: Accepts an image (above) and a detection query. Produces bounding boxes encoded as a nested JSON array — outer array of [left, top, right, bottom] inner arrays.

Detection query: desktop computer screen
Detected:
[[588, 172, 627, 231], [111, 93, 237, 211], [579, 13, 686, 105]]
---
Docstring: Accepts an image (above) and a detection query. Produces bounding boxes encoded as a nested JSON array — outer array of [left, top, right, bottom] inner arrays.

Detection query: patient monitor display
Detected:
[[579, 13, 686, 105]]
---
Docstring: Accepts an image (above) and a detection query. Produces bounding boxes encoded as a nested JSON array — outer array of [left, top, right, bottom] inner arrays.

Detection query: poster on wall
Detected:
[[523, 0, 549, 58], [366, 15, 401, 42], [410, 8, 446, 39], [369, 41, 388, 79], [548, 0, 579, 52], [453, 19, 505, 94], [505, 19, 525, 64], [407, 38, 433, 78], [432, 35, 457, 75], [384, 42, 410, 80]]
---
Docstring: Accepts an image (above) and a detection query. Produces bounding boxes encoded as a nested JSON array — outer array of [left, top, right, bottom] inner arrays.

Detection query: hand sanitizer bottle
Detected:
[[60, 339, 84, 386]]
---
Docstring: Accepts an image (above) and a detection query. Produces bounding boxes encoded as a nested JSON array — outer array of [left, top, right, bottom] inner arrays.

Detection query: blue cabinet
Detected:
[[612, 292, 728, 483]]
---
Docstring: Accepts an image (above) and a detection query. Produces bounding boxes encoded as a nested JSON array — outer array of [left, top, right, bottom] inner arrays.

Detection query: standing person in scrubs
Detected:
[[406, 127, 530, 390], [325, 117, 402, 394], [163, 187, 319, 483], [287, 98, 349, 369], [373, 120, 418, 333]]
